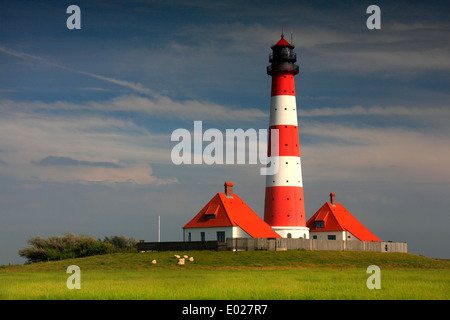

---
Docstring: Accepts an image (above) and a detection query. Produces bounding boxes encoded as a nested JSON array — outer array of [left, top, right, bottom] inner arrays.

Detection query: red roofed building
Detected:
[[183, 182, 281, 242], [306, 193, 381, 242]]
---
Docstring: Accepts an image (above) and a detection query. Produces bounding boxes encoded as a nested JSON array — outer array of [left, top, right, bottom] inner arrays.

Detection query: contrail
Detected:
[[0, 45, 155, 95]]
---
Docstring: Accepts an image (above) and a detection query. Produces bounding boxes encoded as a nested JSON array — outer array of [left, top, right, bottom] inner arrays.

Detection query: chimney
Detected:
[[330, 192, 335, 205], [224, 182, 233, 197]]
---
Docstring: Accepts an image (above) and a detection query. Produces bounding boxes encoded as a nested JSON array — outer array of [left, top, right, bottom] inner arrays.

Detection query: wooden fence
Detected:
[[225, 238, 408, 253], [137, 240, 222, 252], [137, 238, 407, 253]]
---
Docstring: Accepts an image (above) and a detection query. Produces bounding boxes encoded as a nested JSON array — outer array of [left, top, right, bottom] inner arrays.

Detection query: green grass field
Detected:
[[1, 250, 449, 300]]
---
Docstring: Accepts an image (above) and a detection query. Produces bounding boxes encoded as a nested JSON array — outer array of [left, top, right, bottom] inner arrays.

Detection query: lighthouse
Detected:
[[264, 34, 309, 239]]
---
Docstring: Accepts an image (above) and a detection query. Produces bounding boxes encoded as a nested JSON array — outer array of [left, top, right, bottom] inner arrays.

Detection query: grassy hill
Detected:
[[1, 250, 449, 300], [2, 249, 449, 272]]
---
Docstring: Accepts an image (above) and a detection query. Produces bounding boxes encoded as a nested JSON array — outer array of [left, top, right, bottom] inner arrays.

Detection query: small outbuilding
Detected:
[[306, 193, 381, 241]]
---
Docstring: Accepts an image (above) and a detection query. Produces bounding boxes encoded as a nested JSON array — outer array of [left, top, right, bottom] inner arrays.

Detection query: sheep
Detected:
[[174, 254, 180, 259], [188, 257, 194, 262], [151, 259, 157, 264], [177, 258, 185, 266], [183, 255, 188, 259]]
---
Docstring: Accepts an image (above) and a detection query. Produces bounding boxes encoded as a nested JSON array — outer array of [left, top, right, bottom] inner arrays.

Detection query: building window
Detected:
[[287, 233, 292, 238], [328, 235, 336, 240], [312, 235, 317, 239], [201, 232, 205, 242], [316, 221, 324, 228], [216, 231, 225, 242]]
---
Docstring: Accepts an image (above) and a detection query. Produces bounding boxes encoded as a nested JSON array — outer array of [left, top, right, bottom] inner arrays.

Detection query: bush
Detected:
[[102, 235, 138, 251], [17, 247, 48, 264], [81, 241, 115, 257], [18, 233, 136, 263]]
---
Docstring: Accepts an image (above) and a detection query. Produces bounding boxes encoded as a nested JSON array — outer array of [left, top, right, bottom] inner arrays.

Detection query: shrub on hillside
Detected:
[[18, 233, 136, 263], [102, 235, 138, 251]]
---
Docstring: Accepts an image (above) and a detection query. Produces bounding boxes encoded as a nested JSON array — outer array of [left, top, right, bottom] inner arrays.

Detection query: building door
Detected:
[[201, 232, 205, 242]]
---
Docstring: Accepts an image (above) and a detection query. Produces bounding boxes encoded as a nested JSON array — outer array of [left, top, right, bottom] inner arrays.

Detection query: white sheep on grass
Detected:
[[177, 258, 185, 266]]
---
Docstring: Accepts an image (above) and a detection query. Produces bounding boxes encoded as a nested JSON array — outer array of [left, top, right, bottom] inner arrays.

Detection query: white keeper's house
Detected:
[[183, 182, 281, 243]]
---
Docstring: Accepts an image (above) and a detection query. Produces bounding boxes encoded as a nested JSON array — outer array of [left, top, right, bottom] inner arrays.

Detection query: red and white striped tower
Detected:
[[264, 34, 309, 239]]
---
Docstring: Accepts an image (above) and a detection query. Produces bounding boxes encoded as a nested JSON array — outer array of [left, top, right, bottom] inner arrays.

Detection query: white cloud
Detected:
[[1, 95, 267, 123], [2, 98, 448, 186], [0, 46, 156, 95], [0, 104, 176, 184], [178, 20, 450, 74], [300, 105, 450, 117], [0, 93, 268, 184], [301, 121, 450, 184]]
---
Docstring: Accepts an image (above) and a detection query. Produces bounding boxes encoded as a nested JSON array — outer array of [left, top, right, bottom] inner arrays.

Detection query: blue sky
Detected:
[[0, 0, 449, 264]]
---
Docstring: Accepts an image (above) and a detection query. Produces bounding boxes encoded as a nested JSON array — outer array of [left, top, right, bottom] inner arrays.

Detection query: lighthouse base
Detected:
[[271, 226, 310, 239]]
